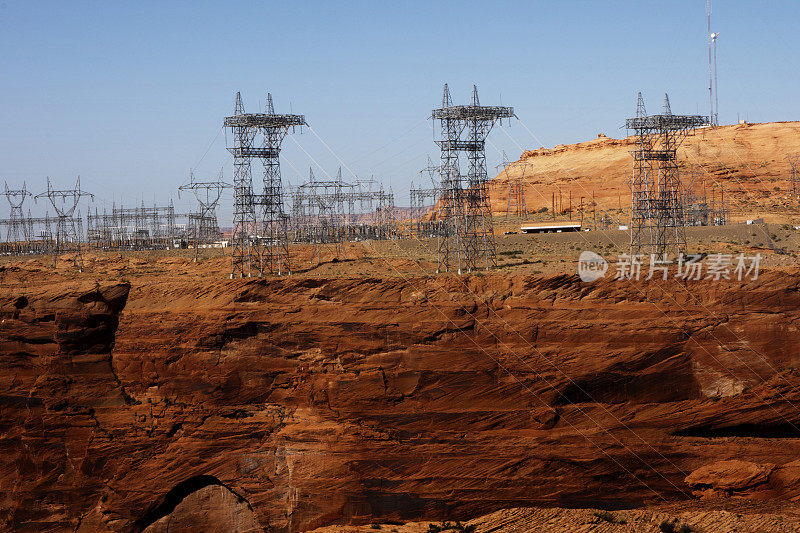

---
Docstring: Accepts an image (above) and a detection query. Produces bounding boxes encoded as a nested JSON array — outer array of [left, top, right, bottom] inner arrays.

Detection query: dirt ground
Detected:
[[2, 220, 797, 283], [310, 500, 800, 533]]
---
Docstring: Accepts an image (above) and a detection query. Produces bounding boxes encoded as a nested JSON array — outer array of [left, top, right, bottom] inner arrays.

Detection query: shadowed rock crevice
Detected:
[[56, 283, 131, 355], [133, 475, 254, 532], [673, 422, 800, 438], [552, 353, 701, 405]]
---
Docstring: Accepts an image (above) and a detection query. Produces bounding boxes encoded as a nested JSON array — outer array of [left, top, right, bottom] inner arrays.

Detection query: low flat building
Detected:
[[520, 223, 582, 234]]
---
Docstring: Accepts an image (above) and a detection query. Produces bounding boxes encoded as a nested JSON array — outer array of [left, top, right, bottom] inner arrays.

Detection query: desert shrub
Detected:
[[659, 520, 694, 533], [428, 521, 476, 533], [593, 511, 625, 524]]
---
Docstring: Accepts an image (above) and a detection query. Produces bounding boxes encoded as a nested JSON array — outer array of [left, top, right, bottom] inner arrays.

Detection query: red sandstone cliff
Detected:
[[2, 262, 800, 531]]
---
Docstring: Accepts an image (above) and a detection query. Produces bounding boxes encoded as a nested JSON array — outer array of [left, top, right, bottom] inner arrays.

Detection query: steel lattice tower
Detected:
[[410, 156, 440, 238], [682, 165, 710, 227], [224, 92, 305, 278], [432, 84, 514, 273], [86, 202, 199, 251], [498, 152, 527, 218], [179, 170, 232, 261], [4, 182, 32, 245], [226, 93, 258, 277], [35, 177, 93, 271], [434, 84, 463, 272], [626, 93, 708, 256], [299, 168, 349, 264]]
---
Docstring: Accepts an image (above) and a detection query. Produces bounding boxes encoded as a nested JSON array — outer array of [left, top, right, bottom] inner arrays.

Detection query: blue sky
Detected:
[[1, 1, 798, 221]]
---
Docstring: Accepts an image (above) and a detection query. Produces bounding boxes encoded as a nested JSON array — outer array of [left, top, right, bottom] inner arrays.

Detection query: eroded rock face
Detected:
[[686, 459, 800, 500], [2, 271, 800, 531], [0, 282, 131, 530], [685, 460, 775, 493]]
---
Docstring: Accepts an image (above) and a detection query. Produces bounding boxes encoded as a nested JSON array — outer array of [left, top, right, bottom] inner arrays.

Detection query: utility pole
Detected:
[[569, 190, 572, 218], [787, 154, 799, 198]]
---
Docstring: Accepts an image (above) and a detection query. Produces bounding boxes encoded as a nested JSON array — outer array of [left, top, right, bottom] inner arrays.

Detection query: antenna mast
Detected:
[[707, 0, 719, 126], [713, 30, 719, 126]]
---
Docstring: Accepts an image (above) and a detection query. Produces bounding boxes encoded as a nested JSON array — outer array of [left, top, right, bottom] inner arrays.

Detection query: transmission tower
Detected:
[[179, 169, 232, 261], [35, 177, 93, 271], [787, 154, 799, 198], [4, 182, 32, 246], [224, 92, 305, 278], [410, 156, 440, 238], [626, 93, 708, 256], [299, 167, 349, 264], [682, 165, 709, 226], [420, 155, 440, 187], [432, 84, 514, 273], [497, 152, 527, 218]]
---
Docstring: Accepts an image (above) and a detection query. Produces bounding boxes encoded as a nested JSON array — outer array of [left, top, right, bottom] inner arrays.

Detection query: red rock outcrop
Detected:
[[686, 458, 800, 501], [685, 460, 775, 495], [489, 121, 800, 219], [0, 281, 131, 529], [2, 263, 800, 531]]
